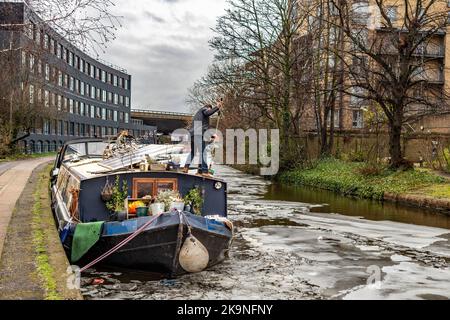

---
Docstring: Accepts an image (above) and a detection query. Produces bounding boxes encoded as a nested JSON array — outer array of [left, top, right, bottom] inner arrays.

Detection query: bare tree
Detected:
[[0, 0, 121, 55], [331, 0, 449, 168], [0, 0, 121, 154], [189, 0, 316, 168]]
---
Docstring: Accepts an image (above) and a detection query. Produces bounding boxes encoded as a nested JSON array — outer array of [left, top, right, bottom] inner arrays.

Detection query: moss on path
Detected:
[[0, 163, 82, 300]]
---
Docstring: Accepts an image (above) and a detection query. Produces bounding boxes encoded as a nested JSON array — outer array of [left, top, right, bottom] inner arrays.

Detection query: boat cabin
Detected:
[[51, 139, 227, 229]]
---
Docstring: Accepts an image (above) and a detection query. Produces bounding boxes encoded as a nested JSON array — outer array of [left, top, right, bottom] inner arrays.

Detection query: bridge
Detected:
[[131, 109, 218, 136], [131, 109, 193, 135]]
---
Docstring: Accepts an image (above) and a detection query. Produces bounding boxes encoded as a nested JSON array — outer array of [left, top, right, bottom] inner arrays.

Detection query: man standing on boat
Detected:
[[184, 100, 223, 176]]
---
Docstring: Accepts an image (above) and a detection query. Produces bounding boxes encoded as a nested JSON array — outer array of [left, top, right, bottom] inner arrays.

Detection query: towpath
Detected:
[[0, 157, 54, 258]]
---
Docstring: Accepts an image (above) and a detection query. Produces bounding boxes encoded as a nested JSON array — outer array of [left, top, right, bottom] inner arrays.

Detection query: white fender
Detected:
[[179, 235, 209, 273]]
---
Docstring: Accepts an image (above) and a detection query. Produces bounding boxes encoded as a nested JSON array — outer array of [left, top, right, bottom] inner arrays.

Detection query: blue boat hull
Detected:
[[65, 212, 233, 276]]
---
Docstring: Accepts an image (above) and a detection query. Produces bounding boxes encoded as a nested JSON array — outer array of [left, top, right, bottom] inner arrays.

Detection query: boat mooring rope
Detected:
[[79, 213, 163, 272]]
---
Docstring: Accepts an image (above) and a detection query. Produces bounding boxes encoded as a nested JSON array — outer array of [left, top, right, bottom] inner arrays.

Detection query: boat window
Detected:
[[87, 141, 109, 156], [135, 180, 155, 199], [64, 143, 86, 161], [156, 180, 177, 194], [132, 178, 177, 198]]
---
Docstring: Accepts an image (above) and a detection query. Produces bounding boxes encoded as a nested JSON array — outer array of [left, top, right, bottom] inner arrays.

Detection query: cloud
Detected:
[[102, 0, 226, 112]]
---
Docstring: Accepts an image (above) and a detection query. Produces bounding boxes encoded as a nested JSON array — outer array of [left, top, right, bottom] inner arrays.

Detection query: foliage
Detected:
[[442, 148, 450, 173], [356, 163, 384, 177], [32, 169, 61, 300], [155, 190, 182, 211], [183, 188, 204, 215], [105, 176, 128, 213], [279, 158, 446, 201]]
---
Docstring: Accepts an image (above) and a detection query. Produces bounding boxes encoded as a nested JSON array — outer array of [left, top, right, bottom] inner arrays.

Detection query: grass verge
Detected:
[[279, 158, 449, 201], [0, 152, 56, 163], [31, 166, 61, 300]]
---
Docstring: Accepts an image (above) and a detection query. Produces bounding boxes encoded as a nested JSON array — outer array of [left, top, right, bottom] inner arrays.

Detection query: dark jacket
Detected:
[[189, 106, 220, 135]]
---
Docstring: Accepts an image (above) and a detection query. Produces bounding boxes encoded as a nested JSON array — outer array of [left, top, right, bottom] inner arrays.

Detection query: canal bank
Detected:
[[0, 162, 82, 300], [279, 158, 450, 215]]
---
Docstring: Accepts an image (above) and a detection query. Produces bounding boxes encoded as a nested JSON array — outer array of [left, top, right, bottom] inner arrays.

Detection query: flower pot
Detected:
[[170, 201, 185, 212], [150, 203, 165, 216], [101, 193, 112, 202], [136, 206, 149, 217]]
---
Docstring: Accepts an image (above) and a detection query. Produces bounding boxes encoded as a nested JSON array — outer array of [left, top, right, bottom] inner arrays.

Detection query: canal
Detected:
[[81, 166, 450, 300]]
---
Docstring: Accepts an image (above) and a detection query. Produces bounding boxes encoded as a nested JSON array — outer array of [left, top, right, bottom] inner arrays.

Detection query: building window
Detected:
[[113, 75, 118, 86], [70, 77, 74, 91], [29, 85, 34, 104], [386, 6, 398, 23], [125, 113, 129, 124], [90, 105, 95, 118], [352, 110, 364, 129], [113, 110, 118, 122], [69, 99, 74, 113], [69, 51, 74, 66], [21, 51, 27, 67], [58, 120, 63, 135], [102, 108, 106, 120], [91, 86, 96, 99], [50, 38, 55, 54], [80, 102, 85, 116], [125, 97, 130, 107], [43, 120, 50, 135], [102, 90, 107, 102], [125, 79, 129, 90], [29, 54, 35, 73], [43, 34, 49, 49], [114, 93, 118, 105], [68, 122, 74, 136], [101, 70, 106, 82], [45, 64, 50, 81], [44, 90, 49, 107]]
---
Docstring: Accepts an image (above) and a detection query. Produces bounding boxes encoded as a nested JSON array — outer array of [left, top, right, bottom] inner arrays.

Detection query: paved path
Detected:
[[0, 157, 54, 259]]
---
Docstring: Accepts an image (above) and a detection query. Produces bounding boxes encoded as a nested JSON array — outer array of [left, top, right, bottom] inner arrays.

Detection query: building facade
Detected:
[[297, 0, 450, 135], [0, 2, 156, 153]]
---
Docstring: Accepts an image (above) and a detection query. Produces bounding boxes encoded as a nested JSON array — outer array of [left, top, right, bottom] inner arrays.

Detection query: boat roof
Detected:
[[60, 139, 225, 183], [63, 159, 225, 183]]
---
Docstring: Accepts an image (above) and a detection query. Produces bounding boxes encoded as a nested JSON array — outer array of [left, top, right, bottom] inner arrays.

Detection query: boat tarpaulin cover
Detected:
[[71, 222, 104, 262]]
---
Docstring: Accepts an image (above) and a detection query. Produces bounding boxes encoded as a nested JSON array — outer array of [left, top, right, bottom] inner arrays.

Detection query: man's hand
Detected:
[[217, 99, 224, 109]]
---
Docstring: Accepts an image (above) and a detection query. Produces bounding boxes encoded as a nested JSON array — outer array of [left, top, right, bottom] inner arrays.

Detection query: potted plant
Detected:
[[106, 176, 128, 220], [155, 190, 183, 212], [183, 187, 203, 215], [101, 177, 114, 202]]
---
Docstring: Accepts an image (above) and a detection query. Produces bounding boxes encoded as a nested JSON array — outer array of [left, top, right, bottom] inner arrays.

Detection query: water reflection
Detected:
[[265, 184, 450, 230]]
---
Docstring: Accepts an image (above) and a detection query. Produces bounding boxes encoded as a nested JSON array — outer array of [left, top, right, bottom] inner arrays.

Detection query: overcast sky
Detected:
[[101, 0, 227, 113]]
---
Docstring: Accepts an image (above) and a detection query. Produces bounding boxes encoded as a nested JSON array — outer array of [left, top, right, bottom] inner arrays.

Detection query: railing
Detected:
[[131, 109, 193, 117], [94, 57, 128, 74], [413, 46, 445, 58]]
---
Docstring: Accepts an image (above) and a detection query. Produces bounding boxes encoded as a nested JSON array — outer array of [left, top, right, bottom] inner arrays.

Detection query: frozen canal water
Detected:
[[82, 166, 450, 300]]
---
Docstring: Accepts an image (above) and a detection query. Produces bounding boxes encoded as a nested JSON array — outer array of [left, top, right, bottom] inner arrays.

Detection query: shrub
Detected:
[[357, 164, 383, 177]]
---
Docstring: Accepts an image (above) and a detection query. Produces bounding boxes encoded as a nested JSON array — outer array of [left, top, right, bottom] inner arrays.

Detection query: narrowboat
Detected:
[[50, 138, 233, 276]]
